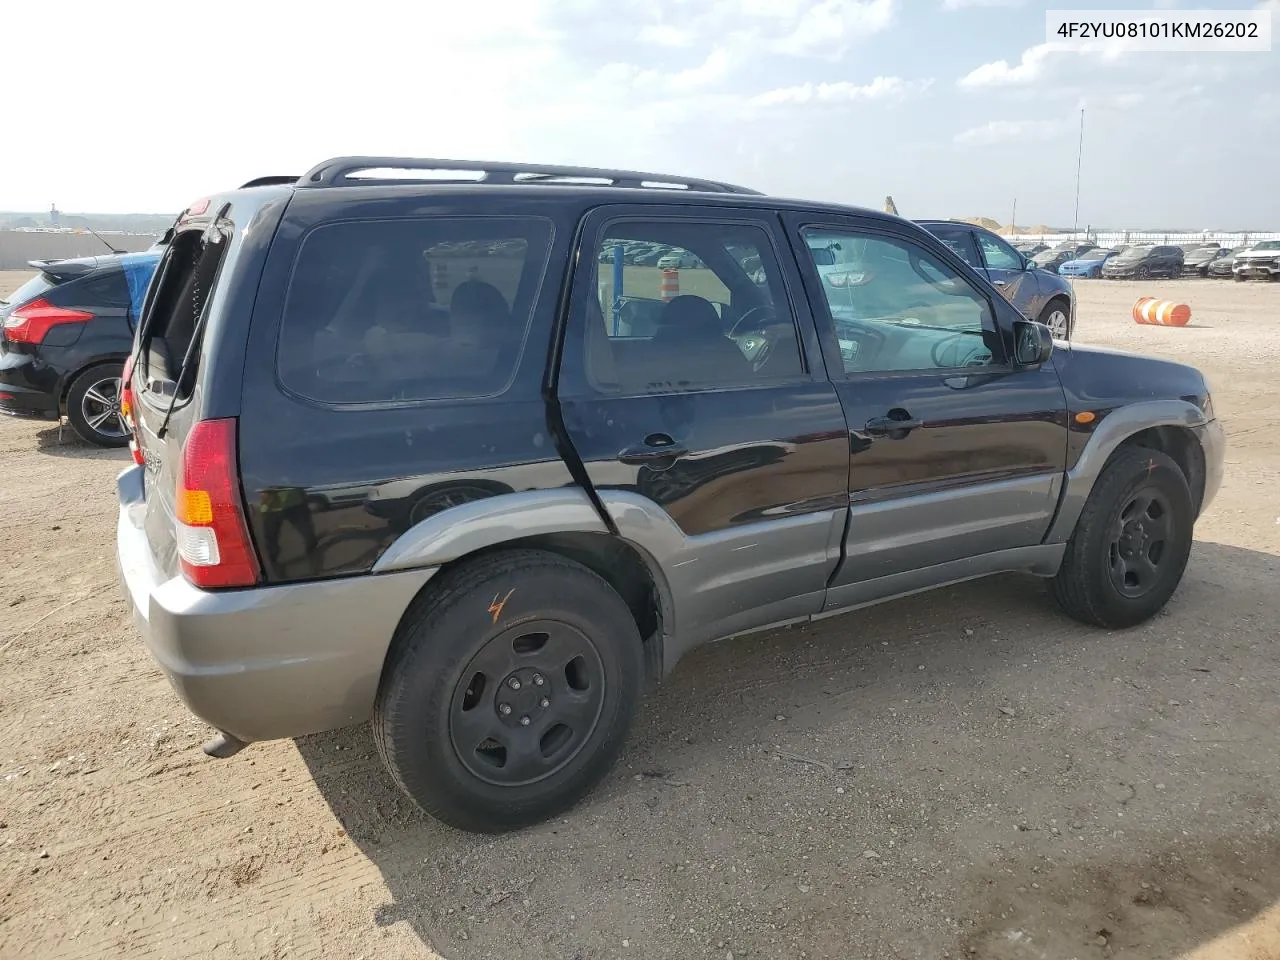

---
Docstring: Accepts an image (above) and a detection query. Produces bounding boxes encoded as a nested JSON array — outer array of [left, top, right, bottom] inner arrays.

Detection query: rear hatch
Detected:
[[129, 201, 260, 584], [0, 257, 104, 342]]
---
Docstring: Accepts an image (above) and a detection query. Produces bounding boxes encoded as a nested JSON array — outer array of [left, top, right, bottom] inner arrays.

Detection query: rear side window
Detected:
[[276, 217, 553, 404], [139, 224, 231, 400], [57, 270, 130, 311]]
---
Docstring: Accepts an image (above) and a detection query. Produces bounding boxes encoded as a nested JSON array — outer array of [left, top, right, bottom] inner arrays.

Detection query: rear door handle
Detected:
[[618, 434, 689, 464], [865, 415, 924, 437], [992, 280, 1006, 286]]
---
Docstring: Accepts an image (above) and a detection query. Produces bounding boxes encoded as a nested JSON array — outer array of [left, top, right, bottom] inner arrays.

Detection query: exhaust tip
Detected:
[[202, 731, 249, 759]]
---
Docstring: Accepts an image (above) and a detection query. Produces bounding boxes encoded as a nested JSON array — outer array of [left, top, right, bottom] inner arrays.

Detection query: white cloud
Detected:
[[942, 0, 1024, 8], [775, 0, 896, 58], [954, 118, 1071, 145], [750, 76, 932, 107], [637, 23, 695, 47], [958, 39, 1137, 88]]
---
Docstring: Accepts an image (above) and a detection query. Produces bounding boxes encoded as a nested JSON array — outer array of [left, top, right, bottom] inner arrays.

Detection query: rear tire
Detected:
[[1051, 446, 1194, 629], [373, 549, 644, 833], [65, 362, 129, 448]]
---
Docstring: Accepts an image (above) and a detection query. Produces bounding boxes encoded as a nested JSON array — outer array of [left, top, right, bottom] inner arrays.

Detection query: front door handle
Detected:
[[618, 434, 689, 464], [992, 279, 1007, 286], [865, 414, 924, 438]]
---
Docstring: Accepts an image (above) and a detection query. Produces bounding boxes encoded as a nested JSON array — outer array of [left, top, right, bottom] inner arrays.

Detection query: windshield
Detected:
[[1116, 246, 1153, 261], [1078, 249, 1110, 261], [0, 271, 59, 307], [1251, 240, 1280, 251]]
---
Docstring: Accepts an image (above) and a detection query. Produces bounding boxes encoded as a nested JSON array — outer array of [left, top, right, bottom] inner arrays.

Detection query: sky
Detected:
[[4, 0, 1277, 228]]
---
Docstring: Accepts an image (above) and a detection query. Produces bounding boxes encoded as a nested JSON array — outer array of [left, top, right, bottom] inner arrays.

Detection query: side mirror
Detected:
[[1014, 318, 1054, 365]]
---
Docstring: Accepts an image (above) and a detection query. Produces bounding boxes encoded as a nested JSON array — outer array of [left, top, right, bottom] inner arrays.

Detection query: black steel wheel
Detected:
[[373, 549, 644, 832], [1052, 446, 1194, 628], [448, 618, 606, 787], [1106, 488, 1174, 599]]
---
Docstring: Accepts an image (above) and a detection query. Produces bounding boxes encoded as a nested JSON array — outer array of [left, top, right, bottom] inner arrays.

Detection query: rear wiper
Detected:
[[155, 309, 209, 441]]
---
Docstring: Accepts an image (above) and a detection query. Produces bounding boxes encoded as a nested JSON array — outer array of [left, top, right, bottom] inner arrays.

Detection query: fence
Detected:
[[0, 230, 159, 270]]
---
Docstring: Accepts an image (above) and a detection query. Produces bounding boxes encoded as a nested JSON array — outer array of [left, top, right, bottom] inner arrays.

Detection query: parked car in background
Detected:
[[1058, 248, 1117, 279], [1232, 240, 1280, 281], [1209, 246, 1251, 278], [1015, 242, 1049, 258], [1101, 244, 1184, 280], [114, 156, 1220, 833], [917, 220, 1075, 337], [0, 250, 161, 446], [1182, 246, 1233, 277], [1032, 242, 1097, 275]]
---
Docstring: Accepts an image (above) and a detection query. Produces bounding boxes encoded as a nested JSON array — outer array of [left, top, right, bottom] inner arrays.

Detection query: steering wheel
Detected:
[[931, 333, 991, 369], [728, 304, 781, 372]]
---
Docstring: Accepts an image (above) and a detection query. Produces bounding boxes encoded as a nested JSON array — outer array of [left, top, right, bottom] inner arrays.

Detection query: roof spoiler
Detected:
[[27, 258, 97, 281], [239, 175, 301, 188]]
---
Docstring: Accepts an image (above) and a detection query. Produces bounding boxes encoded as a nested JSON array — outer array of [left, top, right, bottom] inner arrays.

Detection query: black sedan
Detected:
[[0, 250, 160, 446], [1182, 245, 1232, 277]]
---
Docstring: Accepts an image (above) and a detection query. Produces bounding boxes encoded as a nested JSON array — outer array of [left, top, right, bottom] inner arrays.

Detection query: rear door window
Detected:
[[927, 226, 981, 269], [276, 217, 554, 404]]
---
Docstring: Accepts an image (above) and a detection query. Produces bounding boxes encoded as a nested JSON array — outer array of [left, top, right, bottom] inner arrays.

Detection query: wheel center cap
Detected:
[[1119, 521, 1147, 557], [494, 668, 551, 728]]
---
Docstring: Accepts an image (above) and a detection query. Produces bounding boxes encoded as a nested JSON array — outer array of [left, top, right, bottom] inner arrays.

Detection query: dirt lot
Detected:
[[2, 272, 1279, 960]]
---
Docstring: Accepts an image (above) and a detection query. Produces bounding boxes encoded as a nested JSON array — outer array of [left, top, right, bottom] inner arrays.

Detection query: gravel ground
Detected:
[[1, 273, 1278, 960]]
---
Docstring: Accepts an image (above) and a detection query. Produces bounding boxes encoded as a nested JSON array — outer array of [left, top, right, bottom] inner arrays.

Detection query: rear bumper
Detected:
[[1194, 419, 1225, 517], [115, 465, 437, 743], [0, 349, 59, 419]]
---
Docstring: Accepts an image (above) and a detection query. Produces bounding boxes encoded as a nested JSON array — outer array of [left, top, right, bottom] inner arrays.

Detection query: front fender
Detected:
[[1044, 398, 1211, 543]]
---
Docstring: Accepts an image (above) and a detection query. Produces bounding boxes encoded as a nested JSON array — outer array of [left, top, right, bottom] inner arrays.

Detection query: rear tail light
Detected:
[[2, 299, 93, 344], [175, 418, 260, 589], [120, 353, 143, 466]]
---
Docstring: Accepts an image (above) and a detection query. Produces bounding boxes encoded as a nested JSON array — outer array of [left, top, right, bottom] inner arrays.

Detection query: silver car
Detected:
[[917, 220, 1076, 338]]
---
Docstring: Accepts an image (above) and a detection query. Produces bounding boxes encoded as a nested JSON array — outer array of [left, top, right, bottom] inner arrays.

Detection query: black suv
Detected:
[[116, 158, 1224, 833], [1, 250, 160, 445]]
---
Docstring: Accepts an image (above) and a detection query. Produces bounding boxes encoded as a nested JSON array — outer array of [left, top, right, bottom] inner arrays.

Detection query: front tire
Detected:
[[1051, 446, 1194, 629], [1037, 300, 1072, 339], [373, 549, 644, 833], [65, 362, 129, 447]]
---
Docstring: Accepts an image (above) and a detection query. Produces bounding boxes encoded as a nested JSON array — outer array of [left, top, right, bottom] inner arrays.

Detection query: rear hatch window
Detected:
[[138, 224, 231, 400], [1, 272, 59, 311]]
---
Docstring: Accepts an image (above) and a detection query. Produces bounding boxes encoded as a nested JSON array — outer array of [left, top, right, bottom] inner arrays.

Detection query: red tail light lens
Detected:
[[2, 298, 93, 344], [175, 418, 260, 589], [120, 353, 144, 465]]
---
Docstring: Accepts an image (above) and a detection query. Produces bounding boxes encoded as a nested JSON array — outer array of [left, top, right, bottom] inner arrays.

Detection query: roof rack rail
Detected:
[[296, 156, 763, 195], [239, 175, 301, 189]]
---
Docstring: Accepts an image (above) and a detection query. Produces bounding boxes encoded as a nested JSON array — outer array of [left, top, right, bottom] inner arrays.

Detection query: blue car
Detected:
[[1058, 248, 1116, 278]]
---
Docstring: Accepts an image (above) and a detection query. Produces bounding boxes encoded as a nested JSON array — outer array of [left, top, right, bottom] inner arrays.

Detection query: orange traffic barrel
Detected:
[[1133, 296, 1191, 327], [660, 268, 680, 302]]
